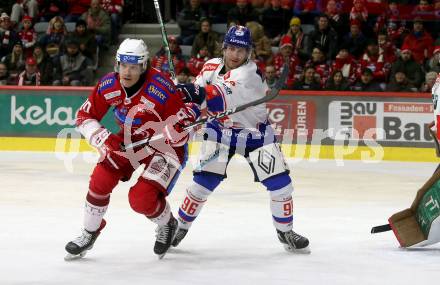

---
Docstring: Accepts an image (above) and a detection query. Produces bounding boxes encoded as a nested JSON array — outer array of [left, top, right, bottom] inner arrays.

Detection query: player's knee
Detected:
[[89, 164, 119, 196], [128, 181, 163, 216], [263, 174, 293, 199], [193, 172, 223, 191]]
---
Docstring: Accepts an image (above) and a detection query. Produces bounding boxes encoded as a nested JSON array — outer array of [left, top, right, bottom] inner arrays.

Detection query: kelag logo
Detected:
[[329, 101, 434, 142], [10, 95, 76, 126]]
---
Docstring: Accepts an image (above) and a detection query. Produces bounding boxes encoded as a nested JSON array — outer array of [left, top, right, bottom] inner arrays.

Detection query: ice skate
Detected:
[[277, 229, 310, 254], [171, 227, 188, 247], [154, 216, 177, 259], [64, 220, 106, 261]]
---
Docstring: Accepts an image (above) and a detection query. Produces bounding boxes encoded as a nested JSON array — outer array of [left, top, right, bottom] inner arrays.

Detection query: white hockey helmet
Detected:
[[115, 38, 149, 70]]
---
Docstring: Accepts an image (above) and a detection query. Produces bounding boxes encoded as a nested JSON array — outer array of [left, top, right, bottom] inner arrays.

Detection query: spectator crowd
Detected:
[[166, 0, 440, 93], [0, 0, 439, 93], [0, 0, 123, 86]]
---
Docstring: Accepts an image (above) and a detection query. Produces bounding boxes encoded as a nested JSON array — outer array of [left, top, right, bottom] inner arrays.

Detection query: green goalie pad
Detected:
[[388, 168, 440, 247]]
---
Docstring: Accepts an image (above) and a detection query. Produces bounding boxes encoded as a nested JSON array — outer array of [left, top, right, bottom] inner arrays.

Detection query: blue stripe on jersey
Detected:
[[273, 215, 293, 224], [262, 173, 291, 191], [113, 108, 142, 126], [193, 172, 223, 191], [166, 144, 188, 194], [178, 208, 197, 222]]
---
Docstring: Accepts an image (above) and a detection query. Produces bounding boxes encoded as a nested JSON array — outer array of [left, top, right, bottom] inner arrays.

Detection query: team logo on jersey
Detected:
[[146, 83, 168, 104], [153, 74, 175, 94], [202, 63, 219, 72], [98, 75, 116, 92]]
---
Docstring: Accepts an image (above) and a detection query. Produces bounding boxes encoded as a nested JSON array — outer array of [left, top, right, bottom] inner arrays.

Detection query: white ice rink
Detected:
[[1, 152, 440, 285]]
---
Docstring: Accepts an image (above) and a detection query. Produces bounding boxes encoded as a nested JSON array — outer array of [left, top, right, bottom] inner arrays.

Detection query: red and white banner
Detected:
[[267, 100, 316, 139]]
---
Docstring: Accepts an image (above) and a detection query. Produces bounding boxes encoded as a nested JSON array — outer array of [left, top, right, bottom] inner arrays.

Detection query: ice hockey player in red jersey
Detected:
[[64, 38, 200, 260]]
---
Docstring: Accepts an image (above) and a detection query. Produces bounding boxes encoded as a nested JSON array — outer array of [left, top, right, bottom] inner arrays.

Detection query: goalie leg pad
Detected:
[[388, 165, 440, 247], [247, 143, 289, 182]]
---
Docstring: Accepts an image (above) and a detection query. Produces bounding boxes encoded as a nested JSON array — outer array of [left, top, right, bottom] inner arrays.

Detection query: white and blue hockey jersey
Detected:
[[195, 58, 269, 129]]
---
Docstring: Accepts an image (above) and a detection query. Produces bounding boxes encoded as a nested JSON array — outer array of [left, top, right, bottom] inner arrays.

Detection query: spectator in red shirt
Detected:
[[187, 45, 210, 77], [18, 16, 36, 58], [350, 0, 368, 24], [374, 0, 400, 35], [273, 35, 302, 88], [331, 48, 359, 85], [359, 40, 390, 84], [377, 31, 397, 63], [401, 18, 434, 64], [152, 36, 186, 78]]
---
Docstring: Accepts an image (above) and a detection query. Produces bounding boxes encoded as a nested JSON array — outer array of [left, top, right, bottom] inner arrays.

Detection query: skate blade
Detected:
[[283, 244, 311, 254], [64, 251, 87, 261]]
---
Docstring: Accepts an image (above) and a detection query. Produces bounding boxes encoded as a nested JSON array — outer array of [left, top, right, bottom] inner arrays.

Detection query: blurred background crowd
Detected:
[[0, 0, 438, 93]]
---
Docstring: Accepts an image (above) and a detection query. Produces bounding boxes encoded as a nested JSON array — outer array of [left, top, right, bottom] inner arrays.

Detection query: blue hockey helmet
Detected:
[[222, 25, 253, 50]]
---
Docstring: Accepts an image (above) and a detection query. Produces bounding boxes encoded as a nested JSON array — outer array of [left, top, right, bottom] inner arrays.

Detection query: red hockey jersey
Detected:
[[76, 68, 194, 145]]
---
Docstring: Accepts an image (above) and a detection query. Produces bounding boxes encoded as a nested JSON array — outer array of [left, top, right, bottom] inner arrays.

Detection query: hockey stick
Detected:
[[371, 224, 392, 234], [153, 0, 175, 79], [123, 63, 289, 150]]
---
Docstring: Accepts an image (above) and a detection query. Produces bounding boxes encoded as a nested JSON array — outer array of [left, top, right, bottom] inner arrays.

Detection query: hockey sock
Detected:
[[84, 200, 108, 232], [177, 184, 211, 229], [270, 186, 294, 232], [149, 201, 171, 226]]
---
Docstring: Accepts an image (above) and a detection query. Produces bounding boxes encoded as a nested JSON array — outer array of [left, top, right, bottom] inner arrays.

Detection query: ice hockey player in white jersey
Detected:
[[172, 25, 310, 253]]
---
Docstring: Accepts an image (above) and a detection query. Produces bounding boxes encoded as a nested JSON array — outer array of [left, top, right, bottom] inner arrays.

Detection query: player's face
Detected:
[[119, 62, 143, 88], [224, 45, 248, 70]]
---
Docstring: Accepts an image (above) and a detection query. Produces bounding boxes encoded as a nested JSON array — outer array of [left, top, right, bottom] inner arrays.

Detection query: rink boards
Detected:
[[0, 86, 438, 162]]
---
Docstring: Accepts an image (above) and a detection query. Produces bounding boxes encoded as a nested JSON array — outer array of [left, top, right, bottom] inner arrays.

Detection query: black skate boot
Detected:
[[171, 228, 188, 247], [154, 215, 177, 259], [64, 219, 106, 261], [277, 229, 310, 254]]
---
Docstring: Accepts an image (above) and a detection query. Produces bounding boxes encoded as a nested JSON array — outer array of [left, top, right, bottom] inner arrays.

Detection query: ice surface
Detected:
[[1, 152, 440, 285]]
